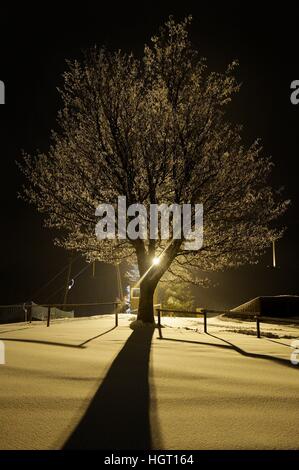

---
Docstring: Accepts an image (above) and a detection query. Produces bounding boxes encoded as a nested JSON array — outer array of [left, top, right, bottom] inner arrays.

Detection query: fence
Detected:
[[156, 307, 208, 334], [38, 302, 123, 328], [0, 302, 123, 327], [155, 307, 299, 338], [255, 315, 299, 338], [1, 303, 299, 337], [0, 304, 27, 324]]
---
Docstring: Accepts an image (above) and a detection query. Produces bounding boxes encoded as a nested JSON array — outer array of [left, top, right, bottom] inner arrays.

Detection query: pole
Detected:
[[157, 309, 163, 339], [116, 264, 123, 301], [47, 306, 51, 327], [157, 309, 161, 328], [115, 303, 118, 327], [28, 303, 32, 323], [63, 255, 73, 308], [272, 240, 276, 268], [256, 316, 261, 338], [203, 310, 207, 333]]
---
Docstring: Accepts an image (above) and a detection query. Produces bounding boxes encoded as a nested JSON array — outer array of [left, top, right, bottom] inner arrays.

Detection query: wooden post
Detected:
[[256, 316, 261, 338], [157, 309, 163, 339], [47, 306, 51, 327], [115, 303, 118, 327], [28, 304, 32, 323], [157, 309, 161, 328], [203, 310, 207, 333], [272, 240, 276, 268], [63, 255, 73, 309], [116, 264, 123, 302]]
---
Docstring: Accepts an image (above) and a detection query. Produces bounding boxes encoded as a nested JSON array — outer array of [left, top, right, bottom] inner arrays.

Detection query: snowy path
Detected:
[[0, 316, 298, 449]]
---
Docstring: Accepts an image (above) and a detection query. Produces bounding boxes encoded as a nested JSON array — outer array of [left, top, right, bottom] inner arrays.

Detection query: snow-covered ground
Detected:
[[0, 314, 298, 449]]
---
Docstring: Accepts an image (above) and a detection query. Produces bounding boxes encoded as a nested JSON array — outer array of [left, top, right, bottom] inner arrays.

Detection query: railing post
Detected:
[[115, 303, 118, 327], [47, 306, 51, 327], [256, 316, 261, 338], [28, 304, 32, 323], [203, 310, 207, 333], [157, 309, 161, 329], [157, 309, 163, 339]]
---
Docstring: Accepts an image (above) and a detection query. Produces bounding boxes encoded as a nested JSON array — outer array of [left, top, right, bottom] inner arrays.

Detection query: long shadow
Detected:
[[207, 333, 295, 368], [0, 337, 82, 349], [78, 326, 117, 347], [265, 338, 294, 348], [0, 327, 117, 350], [64, 327, 154, 449], [0, 327, 30, 334], [160, 333, 296, 369]]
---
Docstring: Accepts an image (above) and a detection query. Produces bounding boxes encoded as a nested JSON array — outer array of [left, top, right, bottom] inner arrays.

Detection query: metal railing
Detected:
[[34, 302, 123, 328], [1, 302, 299, 337], [155, 307, 208, 341], [155, 307, 299, 338], [156, 307, 208, 333], [0, 301, 123, 327], [255, 315, 299, 338]]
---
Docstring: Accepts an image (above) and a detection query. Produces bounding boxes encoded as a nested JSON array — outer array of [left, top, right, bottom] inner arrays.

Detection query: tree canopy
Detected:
[[19, 16, 288, 321]]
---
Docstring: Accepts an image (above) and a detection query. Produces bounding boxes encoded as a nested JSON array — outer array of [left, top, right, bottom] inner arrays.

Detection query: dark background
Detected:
[[0, 2, 298, 309]]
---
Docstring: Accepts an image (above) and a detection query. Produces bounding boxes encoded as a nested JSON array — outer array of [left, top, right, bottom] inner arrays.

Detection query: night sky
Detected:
[[0, 3, 299, 309]]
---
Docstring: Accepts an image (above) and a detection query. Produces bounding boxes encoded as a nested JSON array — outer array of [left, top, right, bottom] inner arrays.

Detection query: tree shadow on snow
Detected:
[[64, 326, 154, 449]]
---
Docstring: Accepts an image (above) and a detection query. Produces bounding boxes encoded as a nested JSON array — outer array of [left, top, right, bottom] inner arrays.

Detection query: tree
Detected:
[[19, 16, 289, 324], [159, 282, 195, 313]]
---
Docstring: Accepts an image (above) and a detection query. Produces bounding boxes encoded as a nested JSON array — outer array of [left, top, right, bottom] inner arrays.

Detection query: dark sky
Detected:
[[0, 2, 299, 309]]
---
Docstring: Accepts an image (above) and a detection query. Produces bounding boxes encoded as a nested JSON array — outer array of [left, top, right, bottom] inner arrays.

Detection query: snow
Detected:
[[0, 314, 298, 449]]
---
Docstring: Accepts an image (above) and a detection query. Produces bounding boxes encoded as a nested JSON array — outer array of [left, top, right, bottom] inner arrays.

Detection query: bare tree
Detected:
[[19, 17, 289, 323]]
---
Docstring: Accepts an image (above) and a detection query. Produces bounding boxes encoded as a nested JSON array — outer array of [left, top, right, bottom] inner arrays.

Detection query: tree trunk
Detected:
[[137, 280, 156, 323], [134, 238, 182, 324]]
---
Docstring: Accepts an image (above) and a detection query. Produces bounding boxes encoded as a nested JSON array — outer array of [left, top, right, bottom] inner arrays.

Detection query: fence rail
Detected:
[[1, 302, 299, 337], [256, 315, 299, 338], [156, 307, 299, 338], [0, 301, 123, 327], [156, 307, 208, 334], [41, 302, 123, 328]]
